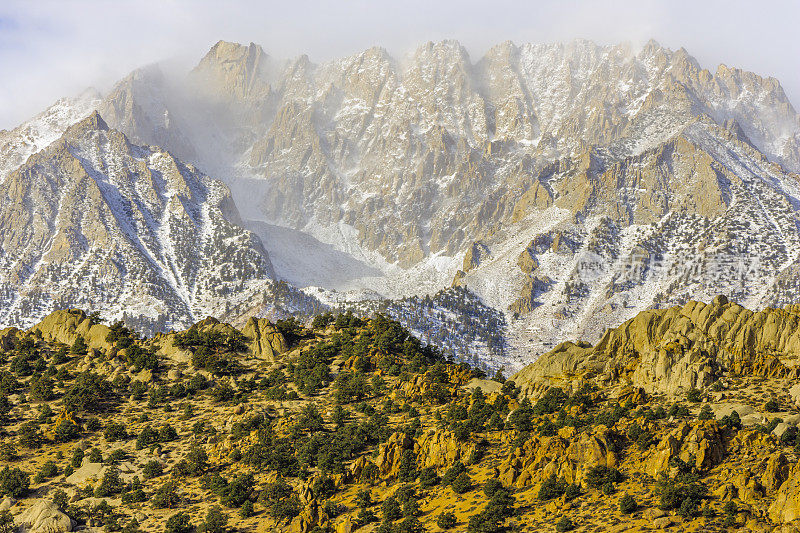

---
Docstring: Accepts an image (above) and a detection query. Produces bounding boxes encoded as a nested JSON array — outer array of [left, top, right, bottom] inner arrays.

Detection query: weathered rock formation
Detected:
[[646, 421, 725, 477], [16, 499, 75, 533], [770, 461, 800, 523], [242, 317, 288, 359], [498, 426, 619, 488], [462, 242, 491, 273], [30, 309, 113, 353], [513, 297, 800, 396]]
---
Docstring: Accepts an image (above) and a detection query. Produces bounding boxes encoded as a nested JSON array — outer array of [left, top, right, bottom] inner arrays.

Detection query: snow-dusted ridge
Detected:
[[0, 112, 276, 334], [0, 89, 102, 183]]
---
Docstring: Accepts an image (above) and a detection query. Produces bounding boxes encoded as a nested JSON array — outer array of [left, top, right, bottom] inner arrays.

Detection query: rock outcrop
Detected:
[[508, 275, 551, 315], [769, 461, 800, 523], [374, 432, 414, 477], [498, 427, 619, 489], [30, 309, 112, 353], [646, 421, 725, 477], [415, 430, 479, 469], [16, 499, 75, 533], [513, 298, 800, 396], [516, 246, 539, 274], [462, 242, 491, 273], [242, 317, 288, 359], [762, 452, 790, 494]]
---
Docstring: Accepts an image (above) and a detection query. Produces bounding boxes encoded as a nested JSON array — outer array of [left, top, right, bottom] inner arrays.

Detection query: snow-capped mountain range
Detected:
[[1, 38, 800, 370]]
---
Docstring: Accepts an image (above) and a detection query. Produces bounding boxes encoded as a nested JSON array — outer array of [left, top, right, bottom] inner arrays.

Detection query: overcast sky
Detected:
[[1, 0, 798, 129]]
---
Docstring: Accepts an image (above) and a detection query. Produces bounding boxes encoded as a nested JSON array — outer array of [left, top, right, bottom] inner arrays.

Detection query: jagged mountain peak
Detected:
[[669, 46, 702, 72], [196, 39, 269, 74], [192, 39, 274, 100], [120, 62, 168, 86], [714, 62, 794, 107], [410, 39, 472, 66], [205, 39, 265, 57], [638, 37, 669, 55], [641, 37, 663, 52], [99, 62, 199, 164], [344, 45, 394, 68], [64, 109, 109, 134], [285, 53, 314, 72], [362, 44, 391, 57], [0, 89, 103, 183]]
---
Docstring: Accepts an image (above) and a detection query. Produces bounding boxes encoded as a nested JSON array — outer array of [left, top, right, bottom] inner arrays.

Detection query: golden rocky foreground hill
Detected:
[[2, 300, 800, 532]]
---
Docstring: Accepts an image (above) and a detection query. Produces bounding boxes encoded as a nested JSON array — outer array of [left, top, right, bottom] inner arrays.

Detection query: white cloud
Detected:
[[0, 0, 798, 128]]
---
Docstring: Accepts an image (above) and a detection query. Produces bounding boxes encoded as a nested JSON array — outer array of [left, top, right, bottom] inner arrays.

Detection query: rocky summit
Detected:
[[0, 301, 799, 532]]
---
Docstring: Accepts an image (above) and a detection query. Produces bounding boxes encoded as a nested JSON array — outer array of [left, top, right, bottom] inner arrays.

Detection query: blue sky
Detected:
[[0, 0, 798, 129]]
